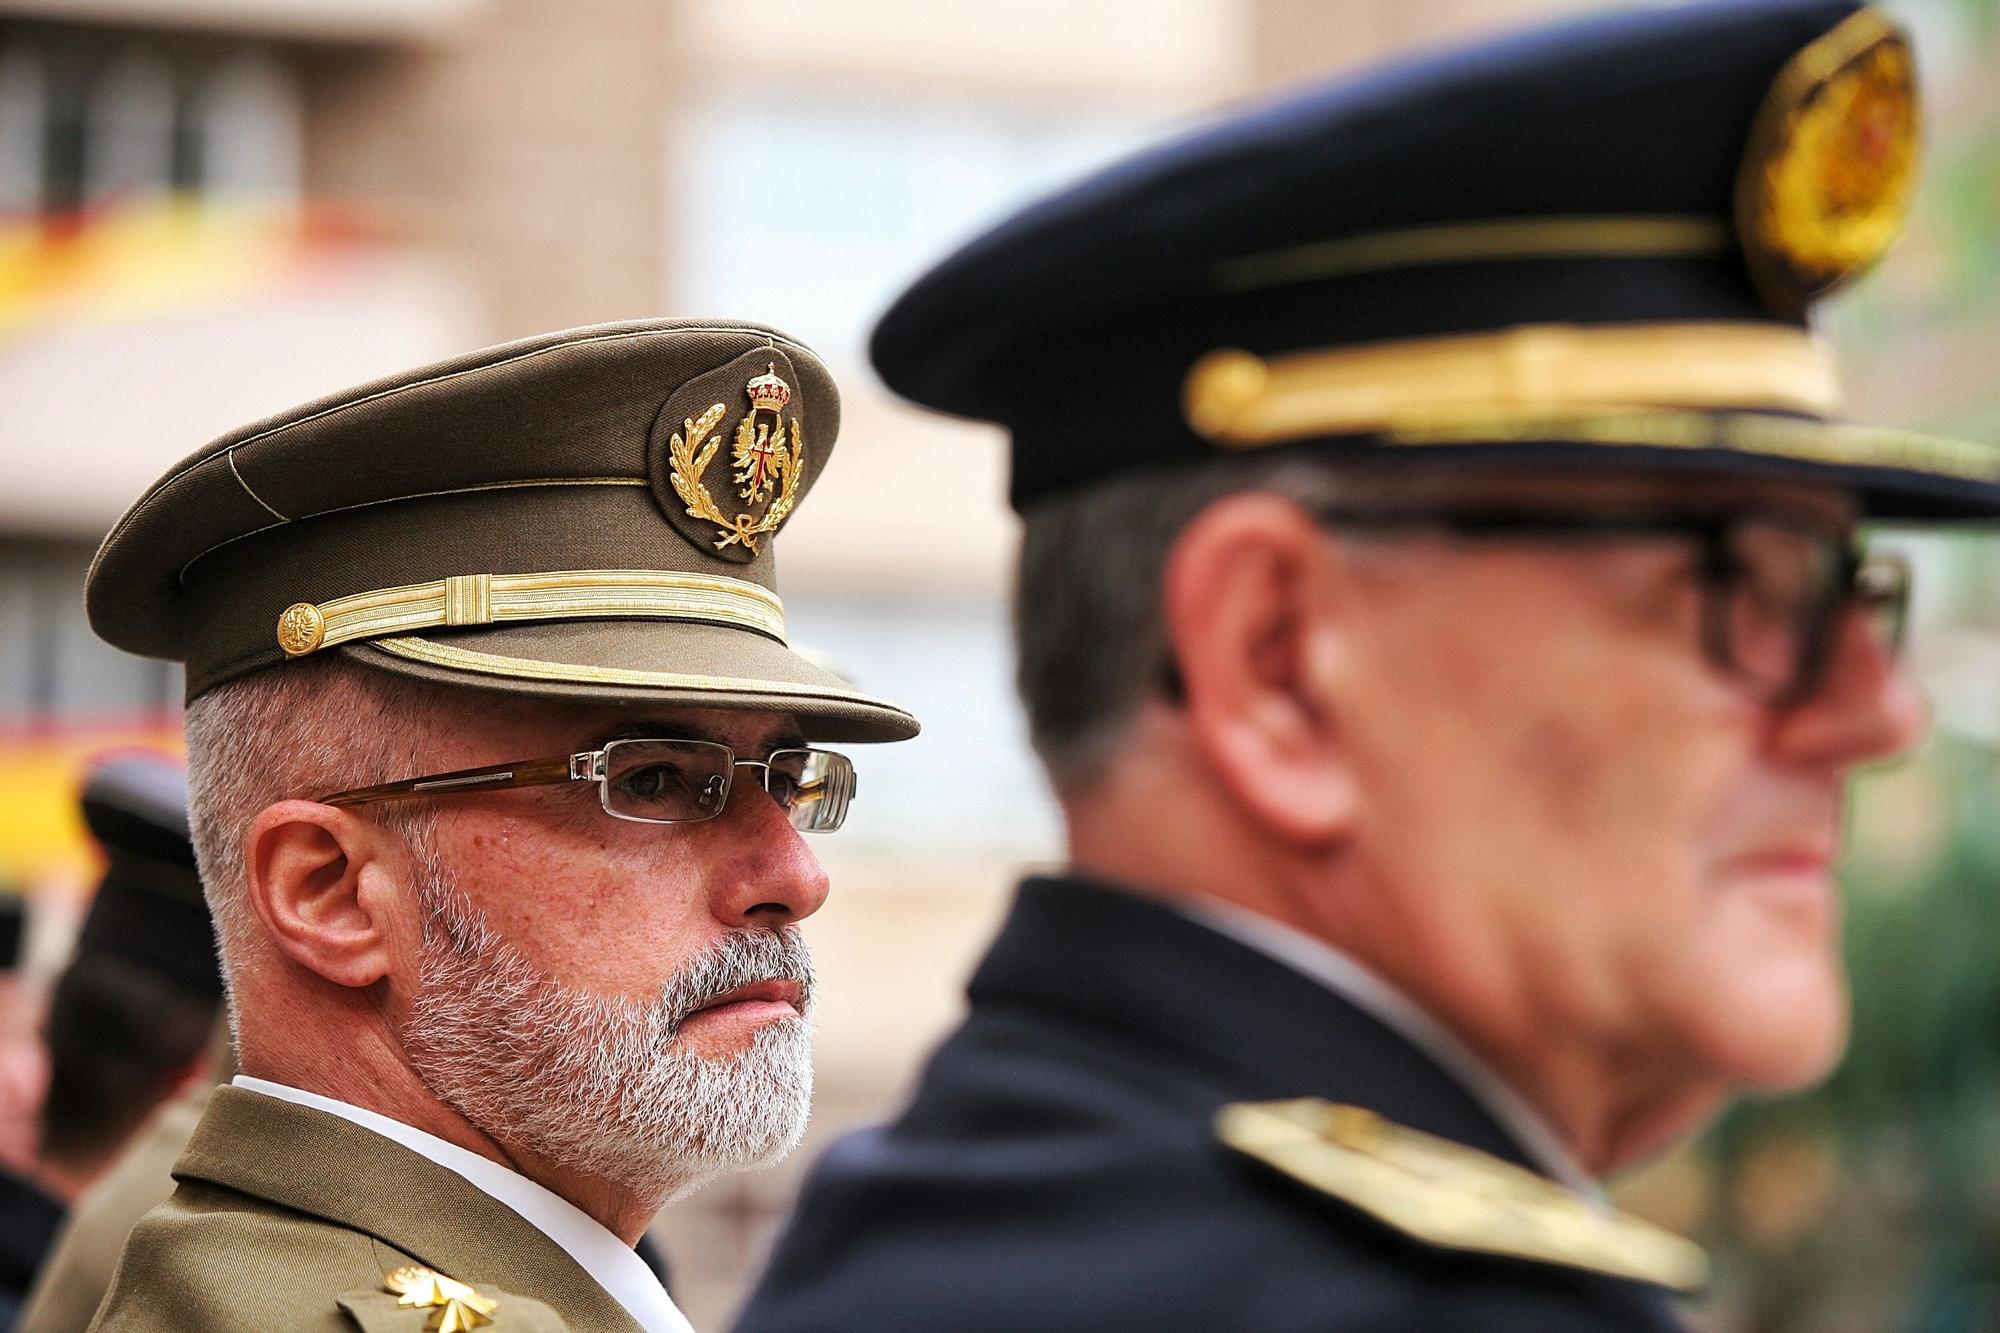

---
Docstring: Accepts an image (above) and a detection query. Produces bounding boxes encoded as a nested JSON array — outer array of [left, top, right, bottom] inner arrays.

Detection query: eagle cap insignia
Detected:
[[1735, 8, 1919, 317], [383, 1265, 499, 1332], [651, 352, 809, 564]]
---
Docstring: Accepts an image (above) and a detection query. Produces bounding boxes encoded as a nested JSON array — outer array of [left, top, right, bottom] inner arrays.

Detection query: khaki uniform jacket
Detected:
[[87, 1087, 646, 1333]]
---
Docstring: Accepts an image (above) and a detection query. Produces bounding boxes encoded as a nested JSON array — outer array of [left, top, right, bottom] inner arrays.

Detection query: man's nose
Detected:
[[1771, 604, 1926, 768], [709, 774, 832, 925]]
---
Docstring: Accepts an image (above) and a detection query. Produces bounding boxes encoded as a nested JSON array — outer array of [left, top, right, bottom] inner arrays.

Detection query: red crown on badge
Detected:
[[746, 365, 793, 414]]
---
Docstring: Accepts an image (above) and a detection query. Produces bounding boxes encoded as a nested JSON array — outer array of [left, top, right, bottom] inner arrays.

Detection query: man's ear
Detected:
[[1162, 493, 1358, 847], [243, 800, 406, 989]]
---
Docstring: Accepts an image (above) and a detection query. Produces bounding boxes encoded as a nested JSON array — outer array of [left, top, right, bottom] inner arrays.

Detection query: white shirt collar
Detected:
[[1166, 898, 1602, 1200], [232, 1076, 694, 1333]]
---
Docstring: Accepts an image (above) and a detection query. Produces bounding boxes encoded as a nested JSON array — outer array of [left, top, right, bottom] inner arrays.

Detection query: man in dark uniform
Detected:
[[734, 3, 1998, 1330]]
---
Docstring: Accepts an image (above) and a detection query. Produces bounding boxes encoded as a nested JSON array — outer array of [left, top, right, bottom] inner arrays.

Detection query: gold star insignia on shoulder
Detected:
[[384, 1265, 500, 1332], [1216, 1099, 1709, 1292]]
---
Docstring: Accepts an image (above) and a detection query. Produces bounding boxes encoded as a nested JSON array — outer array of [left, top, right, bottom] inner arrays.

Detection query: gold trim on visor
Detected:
[[1184, 322, 1842, 448], [1213, 216, 1732, 294], [368, 636, 916, 718], [275, 569, 786, 658]]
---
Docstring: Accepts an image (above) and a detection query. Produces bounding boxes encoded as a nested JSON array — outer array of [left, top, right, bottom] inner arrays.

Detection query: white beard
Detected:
[[400, 862, 816, 1203]]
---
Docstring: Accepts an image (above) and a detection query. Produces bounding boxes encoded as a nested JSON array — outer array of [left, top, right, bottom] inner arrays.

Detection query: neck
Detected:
[[1466, 1028, 1727, 1174], [239, 999, 666, 1244], [1275, 873, 1730, 1176], [1064, 745, 1722, 1179]]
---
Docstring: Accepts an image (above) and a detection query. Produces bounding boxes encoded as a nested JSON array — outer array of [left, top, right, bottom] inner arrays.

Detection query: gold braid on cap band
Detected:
[[1184, 321, 1842, 448], [274, 569, 786, 658]]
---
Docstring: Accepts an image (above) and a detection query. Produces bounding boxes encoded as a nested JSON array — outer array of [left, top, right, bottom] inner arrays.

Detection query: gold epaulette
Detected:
[[1216, 1099, 1708, 1292]]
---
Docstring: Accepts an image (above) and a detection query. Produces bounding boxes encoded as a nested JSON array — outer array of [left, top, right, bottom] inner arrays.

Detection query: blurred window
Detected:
[[784, 596, 1061, 861], [671, 90, 1172, 359], [0, 43, 46, 214], [0, 27, 304, 221], [666, 90, 1169, 861], [0, 541, 177, 723], [83, 48, 176, 205], [196, 51, 303, 204], [0, 26, 299, 733]]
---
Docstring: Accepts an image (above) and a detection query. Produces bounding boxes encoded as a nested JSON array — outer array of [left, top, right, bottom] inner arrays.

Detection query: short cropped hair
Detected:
[[183, 656, 452, 1001], [1014, 454, 1408, 792], [38, 956, 214, 1171]]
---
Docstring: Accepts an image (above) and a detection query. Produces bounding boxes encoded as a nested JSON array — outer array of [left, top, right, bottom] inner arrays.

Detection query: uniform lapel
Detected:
[[174, 1087, 646, 1333]]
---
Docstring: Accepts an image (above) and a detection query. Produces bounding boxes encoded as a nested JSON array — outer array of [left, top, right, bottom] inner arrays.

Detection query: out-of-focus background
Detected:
[[0, 0, 1994, 1328]]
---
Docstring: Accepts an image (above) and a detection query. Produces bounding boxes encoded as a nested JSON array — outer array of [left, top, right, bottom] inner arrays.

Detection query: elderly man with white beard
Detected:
[[77, 320, 917, 1333]]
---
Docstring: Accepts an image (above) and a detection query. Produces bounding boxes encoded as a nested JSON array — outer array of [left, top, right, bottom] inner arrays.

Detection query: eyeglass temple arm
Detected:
[[318, 754, 587, 808]]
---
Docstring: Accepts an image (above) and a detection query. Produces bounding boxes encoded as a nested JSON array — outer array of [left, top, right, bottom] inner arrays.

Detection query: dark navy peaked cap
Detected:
[[873, 0, 2000, 518], [76, 753, 221, 1002]]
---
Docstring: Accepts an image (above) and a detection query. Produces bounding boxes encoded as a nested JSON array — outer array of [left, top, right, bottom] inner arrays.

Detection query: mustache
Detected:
[[660, 927, 815, 1035]]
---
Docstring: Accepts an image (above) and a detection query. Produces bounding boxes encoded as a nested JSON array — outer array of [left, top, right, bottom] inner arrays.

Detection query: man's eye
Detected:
[[618, 764, 682, 800], [1733, 559, 1818, 621], [766, 771, 801, 806]]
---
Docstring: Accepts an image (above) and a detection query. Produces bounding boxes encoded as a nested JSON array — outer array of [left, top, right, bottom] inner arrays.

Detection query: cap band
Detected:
[[1184, 322, 1842, 448], [1213, 216, 1733, 294], [276, 568, 787, 657]]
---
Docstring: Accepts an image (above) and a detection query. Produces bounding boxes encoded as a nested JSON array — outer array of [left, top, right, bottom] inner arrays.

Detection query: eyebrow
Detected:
[[591, 720, 809, 753], [597, 720, 716, 746]]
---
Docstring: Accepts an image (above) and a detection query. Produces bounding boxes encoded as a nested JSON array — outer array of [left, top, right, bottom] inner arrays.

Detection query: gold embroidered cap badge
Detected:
[[1736, 9, 1919, 314], [667, 365, 806, 558]]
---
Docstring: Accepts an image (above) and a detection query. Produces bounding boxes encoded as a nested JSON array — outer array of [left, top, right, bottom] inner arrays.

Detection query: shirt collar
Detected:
[[1165, 899, 1603, 1201], [232, 1076, 693, 1333]]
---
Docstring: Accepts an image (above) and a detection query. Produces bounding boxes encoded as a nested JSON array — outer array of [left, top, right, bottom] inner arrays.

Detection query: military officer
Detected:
[[733, 3, 1994, 1330], [41, 754, 224, 1191], [79, 319, 916, 1331], [0, 754, 222, 1324]]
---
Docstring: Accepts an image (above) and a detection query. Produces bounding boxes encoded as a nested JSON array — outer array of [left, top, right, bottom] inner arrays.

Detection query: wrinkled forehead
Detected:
[[413, 687, 808, 757]]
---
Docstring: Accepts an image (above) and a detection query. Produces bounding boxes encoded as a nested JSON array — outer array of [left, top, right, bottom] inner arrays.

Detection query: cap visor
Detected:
[[342, 620, 918, 743]]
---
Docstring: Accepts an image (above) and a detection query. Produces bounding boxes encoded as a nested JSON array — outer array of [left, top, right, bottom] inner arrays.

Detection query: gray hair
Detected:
[[403, 855, 817, 1200], [1014, 453, 1410, 793], [183, 656, 451, 1005]]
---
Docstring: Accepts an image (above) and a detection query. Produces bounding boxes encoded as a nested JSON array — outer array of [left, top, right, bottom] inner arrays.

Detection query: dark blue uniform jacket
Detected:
[[735, 876, 1691, 1333]]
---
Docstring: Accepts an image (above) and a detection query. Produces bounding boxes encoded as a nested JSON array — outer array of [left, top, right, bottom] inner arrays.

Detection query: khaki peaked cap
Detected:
[[86, 318, 918, 742]]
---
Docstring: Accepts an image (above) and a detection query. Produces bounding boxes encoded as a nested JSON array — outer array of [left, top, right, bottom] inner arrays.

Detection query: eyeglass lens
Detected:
[[1309, 504, 1911, 706], [1708, 522, 1907, 702], [598, 739, 855, 832]]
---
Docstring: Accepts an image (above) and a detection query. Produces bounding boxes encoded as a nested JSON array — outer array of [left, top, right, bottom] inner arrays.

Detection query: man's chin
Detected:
[[662, 1120, 811, 1204], [1701, 990, 1850, 1093]]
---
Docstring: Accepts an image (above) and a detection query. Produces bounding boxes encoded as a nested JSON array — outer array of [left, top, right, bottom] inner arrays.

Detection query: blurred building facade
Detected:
[[0, 1, 1995, 1329]]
